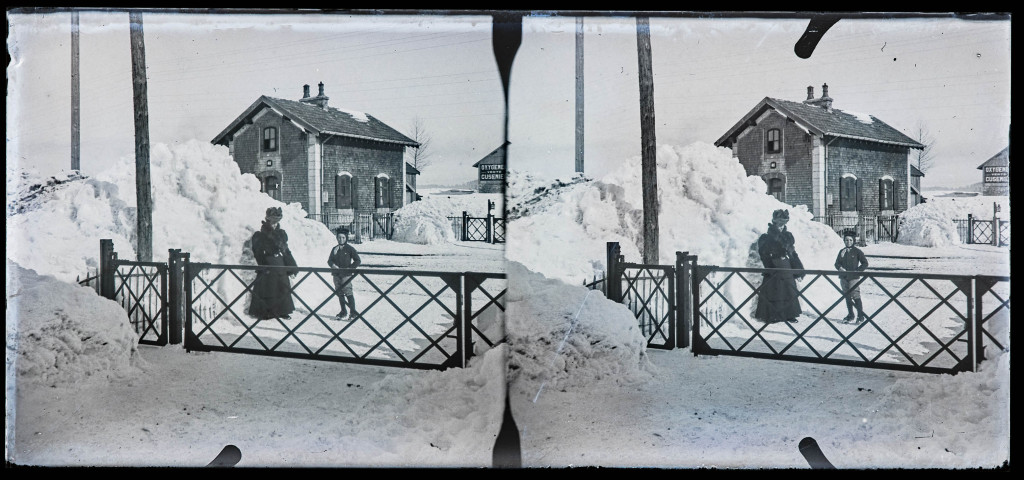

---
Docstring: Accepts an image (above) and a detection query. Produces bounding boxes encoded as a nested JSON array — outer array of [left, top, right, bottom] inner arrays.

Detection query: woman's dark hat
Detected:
[[843, 230, 857, 240], [772, 209, 790, 220], [265, 207, 283, 223], [335, 226, 349, 236]]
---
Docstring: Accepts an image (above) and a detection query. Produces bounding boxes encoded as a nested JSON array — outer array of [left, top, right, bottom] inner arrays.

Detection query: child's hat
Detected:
[[335, 226, 349, 235], [772, 209, 789, 220], [843, 229, 857, 240]]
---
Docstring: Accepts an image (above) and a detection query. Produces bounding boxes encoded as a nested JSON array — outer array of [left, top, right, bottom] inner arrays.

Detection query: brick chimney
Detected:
[[299, 81, 330, 109], [803, 83, 833, 112]]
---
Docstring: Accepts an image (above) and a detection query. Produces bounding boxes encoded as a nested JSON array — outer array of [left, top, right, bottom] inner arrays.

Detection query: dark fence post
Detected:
[[463, 274, 475, 365], [167, 248, 183, 345], [99, 239, 115, 300], [487, 213, 494, 244], [690, 254, 700, 356], [967, 214, 973, 244], [606, 242, 622, 302], [456, 274, 467, 368], [675, 251, 691, 349], [181, 252, 195, 352], [462, 211, 469, 242], [971, 277, 985, 372]]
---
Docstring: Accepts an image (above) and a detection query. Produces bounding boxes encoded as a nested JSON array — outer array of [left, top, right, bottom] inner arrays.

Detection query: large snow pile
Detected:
[[505, 262, 653, 397], [869, 349, 1011, 466], [506, 142, 845, 285], [6, 140, 336, 283], [5, 167, 89, 216], [6, 260, 144, 388], [391, 192, 502, 245], [336, 344, 508, 466], [898, 196, 1010, 247]]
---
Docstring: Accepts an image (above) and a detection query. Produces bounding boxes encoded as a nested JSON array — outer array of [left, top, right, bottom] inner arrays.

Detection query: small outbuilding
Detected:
[[977, 147, 1009, 196], [472, 141, 508, 194]]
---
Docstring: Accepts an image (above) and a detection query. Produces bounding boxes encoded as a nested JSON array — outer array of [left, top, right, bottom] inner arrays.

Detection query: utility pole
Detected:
[[575, 16, 584, 174], [636, 16, 659, 264], [130, 11, 153, 262], [71, 11, 80, 171]]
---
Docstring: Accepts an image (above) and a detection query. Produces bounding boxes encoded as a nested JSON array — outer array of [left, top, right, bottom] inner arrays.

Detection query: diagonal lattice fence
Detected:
[[183, 263, 506, 370], [492, 218, 506, 243], [112, 261, 168, 346], [620, 264, 675, 349], [689, 266, 1007, 374]]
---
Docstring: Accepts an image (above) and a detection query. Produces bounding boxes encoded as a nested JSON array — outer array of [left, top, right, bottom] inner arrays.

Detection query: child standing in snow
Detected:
[[834, 230, 869, 323], [327, 227, 361, 321]]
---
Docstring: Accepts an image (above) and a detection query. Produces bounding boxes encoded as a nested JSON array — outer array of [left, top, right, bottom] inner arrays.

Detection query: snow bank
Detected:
[[506, 142, 845, 285], [335, 344, 508, 466], [867, 349, 1010, 468], [5, 140, 337, 283], [898, 196, 1010, 247], [391, 191, 503, 245], [505, 262, 653, 397], [6, 260, 144, 388]]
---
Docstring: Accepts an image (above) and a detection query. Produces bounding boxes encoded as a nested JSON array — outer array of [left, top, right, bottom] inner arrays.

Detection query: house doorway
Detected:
[[767, 177, 785, 202], [263, 175, 280, 201]]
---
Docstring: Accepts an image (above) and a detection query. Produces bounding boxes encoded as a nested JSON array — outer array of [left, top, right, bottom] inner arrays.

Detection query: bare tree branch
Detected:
[[408, 116, 433, 171], [913, 119, 936, 173]]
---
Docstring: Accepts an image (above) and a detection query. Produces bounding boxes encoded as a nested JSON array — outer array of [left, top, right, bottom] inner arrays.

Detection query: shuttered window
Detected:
[[765, 129, 782, 153], [263, 127, 278, 151], [335, 175, 352, 209], [840, 176, 859, 212]]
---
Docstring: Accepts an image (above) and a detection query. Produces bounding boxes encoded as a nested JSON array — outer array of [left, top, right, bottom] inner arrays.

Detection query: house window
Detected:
[[765, 128, 781, 154], [263, 127, 278, 151], [374, 176, 391, 208], [768, 177, 784, 201], [879, 178, 896, 211], [840, 176, 860, 212], [335, 175, 353, 209], [262, 175, 280, 201]]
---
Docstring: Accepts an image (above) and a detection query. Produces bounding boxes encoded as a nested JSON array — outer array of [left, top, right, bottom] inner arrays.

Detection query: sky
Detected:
[[5, 137, 1009, 468], [6, 10, 1011, 189], [509, 14, 1011, 187], [6, 10, 504, 185]]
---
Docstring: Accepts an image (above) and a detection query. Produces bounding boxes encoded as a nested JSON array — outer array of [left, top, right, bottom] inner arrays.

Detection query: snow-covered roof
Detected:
[[715, 97, 925, 150], [212, 96, 418, 147]]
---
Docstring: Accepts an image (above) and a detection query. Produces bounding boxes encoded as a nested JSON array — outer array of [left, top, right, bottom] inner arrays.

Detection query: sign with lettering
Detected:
[[480, 164, 503, 171], [480, 173, 504, 181], [984, 166, 1008, 183]]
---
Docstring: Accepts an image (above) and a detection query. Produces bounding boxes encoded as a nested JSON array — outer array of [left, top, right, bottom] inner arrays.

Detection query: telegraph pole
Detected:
[[636, 16, 659, 264], [71, 11, 80, 171], [130, 11, 153, 262], [575, 16, 584, 174]]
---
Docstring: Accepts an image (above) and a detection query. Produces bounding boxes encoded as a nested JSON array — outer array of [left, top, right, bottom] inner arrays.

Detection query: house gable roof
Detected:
[[715, 97, 925, 150], [212, 96, 419, 147], [977, 146, 1009, 170], [472, 140, 510, 167]]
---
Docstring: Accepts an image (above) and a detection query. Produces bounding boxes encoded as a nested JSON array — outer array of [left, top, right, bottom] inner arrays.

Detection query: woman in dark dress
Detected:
[[753, 209, 803, 323], [248, 207, 296, 320]]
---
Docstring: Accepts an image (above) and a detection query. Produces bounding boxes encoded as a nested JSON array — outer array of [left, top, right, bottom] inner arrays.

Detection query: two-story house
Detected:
[[715, 84, 924, 242], [212, 83, 419, 235]]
